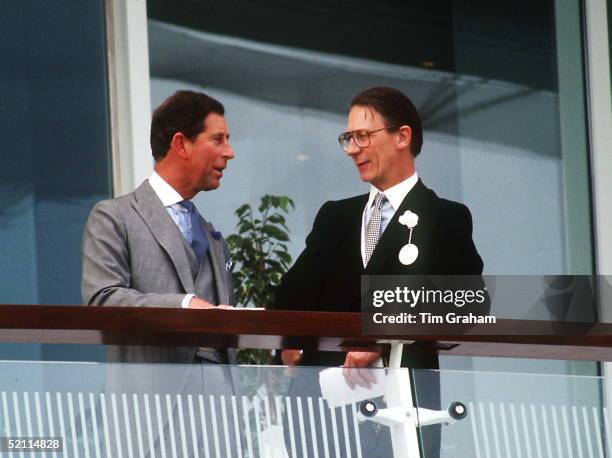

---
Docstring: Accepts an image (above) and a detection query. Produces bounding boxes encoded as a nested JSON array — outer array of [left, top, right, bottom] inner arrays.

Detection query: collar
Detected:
[[149, 171, 184, 207], [366, 172, 418, 211]]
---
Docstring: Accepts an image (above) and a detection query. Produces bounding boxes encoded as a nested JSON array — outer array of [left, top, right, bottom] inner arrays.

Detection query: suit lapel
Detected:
[[364, 180, 433, 275], [202, 219, 230, 304], [343, 195, 368, 275], [333, 195, 368, 307], [132, 181, 196, 294]]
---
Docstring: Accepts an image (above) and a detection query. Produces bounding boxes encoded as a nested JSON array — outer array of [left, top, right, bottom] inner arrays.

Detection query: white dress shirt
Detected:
[[149, 171, 195, 308], [360, 172, 418, 266]]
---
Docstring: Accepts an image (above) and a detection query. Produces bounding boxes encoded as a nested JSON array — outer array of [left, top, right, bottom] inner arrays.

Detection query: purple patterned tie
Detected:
[[179, 200, 210, 265]]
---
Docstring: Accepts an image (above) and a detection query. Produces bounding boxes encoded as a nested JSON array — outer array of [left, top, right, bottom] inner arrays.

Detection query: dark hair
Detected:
[[150, 90, 225, 161], [351, 87, 423, 156]]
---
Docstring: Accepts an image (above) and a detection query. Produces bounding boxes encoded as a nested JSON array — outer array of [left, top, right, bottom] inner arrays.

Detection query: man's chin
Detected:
[[358, 171, 373, 183], [201, 181, 221, 192]]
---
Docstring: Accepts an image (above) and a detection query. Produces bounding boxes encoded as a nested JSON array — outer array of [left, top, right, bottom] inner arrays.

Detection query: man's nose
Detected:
[[345, 138, 362, 156], [224, 144, 235, 160]]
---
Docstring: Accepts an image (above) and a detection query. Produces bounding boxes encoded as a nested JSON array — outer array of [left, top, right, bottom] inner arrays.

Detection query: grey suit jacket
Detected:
[[81, 180, 234, 364]]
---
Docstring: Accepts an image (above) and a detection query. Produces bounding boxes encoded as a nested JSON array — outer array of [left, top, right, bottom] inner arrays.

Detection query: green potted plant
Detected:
[[226, 195, 294, 364]]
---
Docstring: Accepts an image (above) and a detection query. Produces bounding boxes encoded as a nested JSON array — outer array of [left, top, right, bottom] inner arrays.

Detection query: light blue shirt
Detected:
[[360, 172, 419, 266], [149, 171, 196, 308], [149, 172, 192, 239]]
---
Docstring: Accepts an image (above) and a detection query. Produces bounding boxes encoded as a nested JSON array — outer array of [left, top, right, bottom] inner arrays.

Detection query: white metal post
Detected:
[[583, 0, 612, 431], [105, 0, 154, 197], [385, 341, 422, 458]]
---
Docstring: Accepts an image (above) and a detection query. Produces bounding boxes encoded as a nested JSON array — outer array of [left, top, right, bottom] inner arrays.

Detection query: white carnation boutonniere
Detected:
[[398, 210, 419, 265], [398, 210, 419, 229]]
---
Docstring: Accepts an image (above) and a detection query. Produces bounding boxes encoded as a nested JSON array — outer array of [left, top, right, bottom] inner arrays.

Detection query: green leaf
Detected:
[[262, 225, 289, 241], [266, 259, 283, 271], [273, 250, 292, 265], [238, 221, 254, 233], [258, 195, 271, 213], [226, 234, 241, 244], [279, 196, 295, 212], [267, 214, 286, 225], [235, 204, 251, 218]]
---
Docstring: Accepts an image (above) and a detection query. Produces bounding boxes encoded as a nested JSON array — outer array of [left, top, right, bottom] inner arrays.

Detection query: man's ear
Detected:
[[169, 132, 190, 159], [397, 125, 412, 150]]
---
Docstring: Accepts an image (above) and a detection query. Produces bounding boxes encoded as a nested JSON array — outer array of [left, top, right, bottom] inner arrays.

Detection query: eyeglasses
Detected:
[[338, 125, 401, 152]]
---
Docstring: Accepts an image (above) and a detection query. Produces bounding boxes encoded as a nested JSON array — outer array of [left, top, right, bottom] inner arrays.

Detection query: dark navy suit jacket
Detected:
[[274, 179, 485, 367]]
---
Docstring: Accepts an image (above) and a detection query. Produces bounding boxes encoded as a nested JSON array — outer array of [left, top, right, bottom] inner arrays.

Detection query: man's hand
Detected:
[[280, 349, 303, 376], [342, 351, 382, 390], [189, 297, 234, 309], [281, 349, 303, 366]]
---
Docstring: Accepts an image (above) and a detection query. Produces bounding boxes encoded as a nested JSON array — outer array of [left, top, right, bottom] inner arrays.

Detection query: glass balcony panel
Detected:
[[0, 361, 399, 457], [3, 361, 610, 457], [413, 368, 606, 457]]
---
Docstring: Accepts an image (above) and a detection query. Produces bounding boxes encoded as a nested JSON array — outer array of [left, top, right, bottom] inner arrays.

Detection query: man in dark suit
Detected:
[[275, 86, 484, 370], [273, 86, 484, 457], [81, 90, 236, 364]]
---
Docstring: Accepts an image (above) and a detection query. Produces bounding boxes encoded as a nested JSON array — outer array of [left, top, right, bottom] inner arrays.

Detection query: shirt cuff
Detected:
[[181, 294, 196, 309]]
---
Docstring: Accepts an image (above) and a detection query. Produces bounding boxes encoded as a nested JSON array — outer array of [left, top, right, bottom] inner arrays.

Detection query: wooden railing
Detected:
[[1, 305, 612, 360]]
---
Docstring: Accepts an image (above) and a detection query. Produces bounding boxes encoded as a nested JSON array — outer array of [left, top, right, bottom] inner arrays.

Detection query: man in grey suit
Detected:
[[81, 90, 236, 365], [82, 91, 239, 456]]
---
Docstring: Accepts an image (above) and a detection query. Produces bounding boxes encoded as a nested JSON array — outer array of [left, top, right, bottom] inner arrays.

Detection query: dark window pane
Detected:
[[0, 1, 112, 305]]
